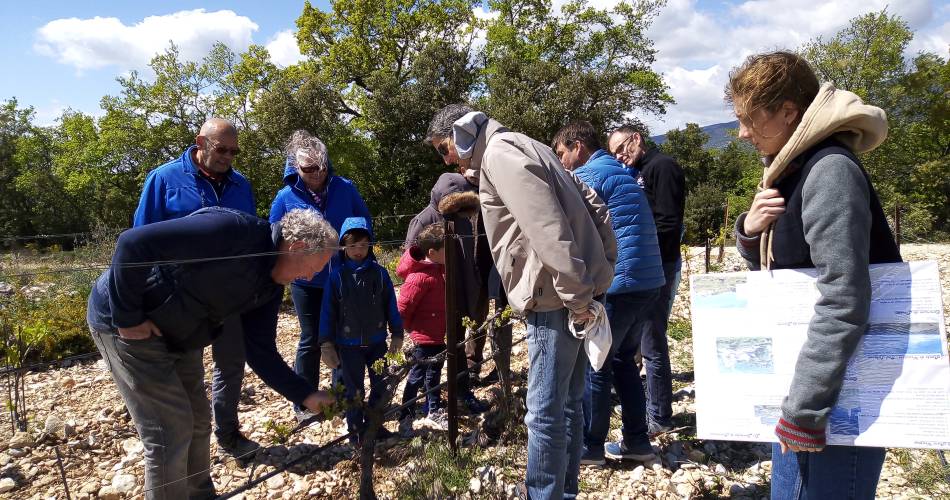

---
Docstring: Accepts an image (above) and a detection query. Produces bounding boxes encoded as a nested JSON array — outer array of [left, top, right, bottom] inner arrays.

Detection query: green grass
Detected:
[[668, 318, 692, 342], [394, 438, 487, 499], [891, 449, 950, 497]]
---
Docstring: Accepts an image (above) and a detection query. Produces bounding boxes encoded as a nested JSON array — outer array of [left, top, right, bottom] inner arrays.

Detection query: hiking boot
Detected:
[[216, 431, 260, 460], [464, 395, 489, 415], [580, 446, 606, 466], [398, 415, 414, 438], [648, 419, 674, 437], [604, 440, 655, 462]]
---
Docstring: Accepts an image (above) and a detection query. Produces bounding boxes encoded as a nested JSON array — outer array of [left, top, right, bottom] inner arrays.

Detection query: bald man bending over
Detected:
[[133, 118, 261, 460]]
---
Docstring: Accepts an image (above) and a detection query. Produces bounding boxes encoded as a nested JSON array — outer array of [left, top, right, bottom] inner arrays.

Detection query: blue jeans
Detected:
[[642, 260, 678, 426], [90, 328, 214, 500], [290, 284, 343, 411], [584, 289, 659, 452], [210, 316, 245, 439], [525, 308, 586, 500], [338, 342, 388, 437], [771, 444, 885, 499], [401, 344, 445, 417]]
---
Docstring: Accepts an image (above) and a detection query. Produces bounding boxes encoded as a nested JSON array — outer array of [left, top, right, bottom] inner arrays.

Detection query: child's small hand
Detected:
[[321, 342, 340, 369], [388, 337, 404, 355]]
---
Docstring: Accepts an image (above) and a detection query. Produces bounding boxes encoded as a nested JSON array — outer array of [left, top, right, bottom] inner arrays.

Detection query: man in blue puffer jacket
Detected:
[[552, 121, 665, 466], [269, 130, 372, 421], [132, 118, 259, 460]]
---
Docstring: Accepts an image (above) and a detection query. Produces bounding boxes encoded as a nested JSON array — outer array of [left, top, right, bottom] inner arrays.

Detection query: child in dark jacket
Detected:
[[396, 224, 449, 435], [319, 217, 403, 443]]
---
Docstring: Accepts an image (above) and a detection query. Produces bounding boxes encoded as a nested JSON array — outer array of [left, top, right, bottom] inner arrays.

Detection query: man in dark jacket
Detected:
[[608, 124, 686, 433], [132, 117, 259, 459], [86, 207, 337, 499]]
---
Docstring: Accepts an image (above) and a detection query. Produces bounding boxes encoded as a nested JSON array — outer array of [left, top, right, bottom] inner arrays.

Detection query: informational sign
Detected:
[[690, 261, 950, 449]]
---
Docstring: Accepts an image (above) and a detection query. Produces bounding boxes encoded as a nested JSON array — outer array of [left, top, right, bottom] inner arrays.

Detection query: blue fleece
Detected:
[[319, 217, 402, 346], [133, 146, 256, 226], [573, 150, 666, 294], [268, 159, 371, 288]]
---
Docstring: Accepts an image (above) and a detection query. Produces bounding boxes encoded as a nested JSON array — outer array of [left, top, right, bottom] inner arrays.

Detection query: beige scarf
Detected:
[[757, 83, 888, 268]]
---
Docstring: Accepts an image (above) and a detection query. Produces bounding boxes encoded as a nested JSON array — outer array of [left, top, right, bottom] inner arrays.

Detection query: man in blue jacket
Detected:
[[553, 121, 665, 466], [132, 118, 260, 459], [87, 207, 337, 499]]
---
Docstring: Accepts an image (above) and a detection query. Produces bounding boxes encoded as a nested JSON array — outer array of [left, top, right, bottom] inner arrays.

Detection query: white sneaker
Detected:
[[294, 409, 318, 424], [425, 409, 448, 431]]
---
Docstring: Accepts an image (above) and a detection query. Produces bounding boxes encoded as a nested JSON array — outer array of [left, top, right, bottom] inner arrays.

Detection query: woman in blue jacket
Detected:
[[269, 130, 372, 421]]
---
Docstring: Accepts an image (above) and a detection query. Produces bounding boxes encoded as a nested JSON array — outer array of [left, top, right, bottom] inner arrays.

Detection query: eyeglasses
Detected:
[[610, 135, 635, 157], [206, 138, 241, 156]]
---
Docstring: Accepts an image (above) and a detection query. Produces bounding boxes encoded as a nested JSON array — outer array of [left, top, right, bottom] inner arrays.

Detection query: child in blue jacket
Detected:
[[319, 217, 403, 443]]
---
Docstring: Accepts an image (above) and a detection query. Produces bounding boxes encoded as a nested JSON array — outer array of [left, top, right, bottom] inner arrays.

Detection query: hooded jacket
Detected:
[[396, 246, 446, 345], [734, 83, 901, 447], [319, 217, 403, 347], [269, 159, 371, 288], [573, 150, 666, 294], [457, 115, 617, 315], [133, 146, 256, 226], [404, 173, 481, 318], [87, 207, 314, 405]]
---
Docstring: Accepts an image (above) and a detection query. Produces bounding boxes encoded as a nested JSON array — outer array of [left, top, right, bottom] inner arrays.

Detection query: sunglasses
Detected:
[[206, 138, 241, 156], [436, 139, 451, 157], [298, 163, 326, 174]]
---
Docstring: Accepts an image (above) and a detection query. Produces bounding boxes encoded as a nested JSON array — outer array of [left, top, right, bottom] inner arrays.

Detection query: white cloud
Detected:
[[34, 9, 259, 72], [265, 30, 306, 68], [642, 0, 949, 135]]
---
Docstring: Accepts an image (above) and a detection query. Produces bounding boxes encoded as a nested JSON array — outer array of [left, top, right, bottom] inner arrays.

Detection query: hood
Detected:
[[438, 191, 480, 218], [338, 216, 375, 261], [452, 111, 489, 160], [757, 82, 888, 270], [428, 172, 476, 207], [762, 82, 888, 188], [282, 156, 336, 187], [465, 118, 511, 172], [396, 246, 443, 280]]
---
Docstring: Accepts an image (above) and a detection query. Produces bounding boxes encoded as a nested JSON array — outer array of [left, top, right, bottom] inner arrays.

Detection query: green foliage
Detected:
[[263, 419, 294, 445], [667, 317, 692, 343], [660, 123, 714, 192], [801, 10, 950, 237], [891, 449, 950, 498], [394, 438, 484, 499], [479, 0, 672, 143]]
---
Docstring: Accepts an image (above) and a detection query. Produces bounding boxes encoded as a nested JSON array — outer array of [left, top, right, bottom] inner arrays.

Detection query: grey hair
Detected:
[[279, 208, 338, 251], [284, 130, 329, 170], [425, 104, 473, 145]]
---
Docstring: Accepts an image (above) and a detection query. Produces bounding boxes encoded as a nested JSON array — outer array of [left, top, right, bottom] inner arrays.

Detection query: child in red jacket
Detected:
[[396, 224, 449, 435]]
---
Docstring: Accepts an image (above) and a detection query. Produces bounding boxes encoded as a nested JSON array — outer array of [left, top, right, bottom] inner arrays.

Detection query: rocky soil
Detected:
[[0, 244, 948, 499]]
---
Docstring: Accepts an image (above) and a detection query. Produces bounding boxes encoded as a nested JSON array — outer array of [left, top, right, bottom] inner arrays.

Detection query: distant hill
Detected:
[[651, 120, 739, 149]]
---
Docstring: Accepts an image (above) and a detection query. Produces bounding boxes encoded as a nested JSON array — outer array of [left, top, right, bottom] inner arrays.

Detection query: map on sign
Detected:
[[690, 261, 950, 449]]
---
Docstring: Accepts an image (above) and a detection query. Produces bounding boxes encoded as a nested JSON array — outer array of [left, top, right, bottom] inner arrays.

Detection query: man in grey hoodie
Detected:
[[426, 105, 617, 500]]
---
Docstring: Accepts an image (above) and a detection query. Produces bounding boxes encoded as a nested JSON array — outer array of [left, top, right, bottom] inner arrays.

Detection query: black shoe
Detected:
[[464, 396, 489, 414], [480, 369, 499, 386], [216, 431, 260, 460], [647, 418, 674, 437]]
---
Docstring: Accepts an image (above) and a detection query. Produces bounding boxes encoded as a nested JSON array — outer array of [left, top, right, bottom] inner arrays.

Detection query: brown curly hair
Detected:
[[725, 51, 819, 116]]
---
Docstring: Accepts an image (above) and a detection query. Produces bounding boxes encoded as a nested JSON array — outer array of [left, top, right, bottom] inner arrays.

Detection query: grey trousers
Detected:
[[211, 316, 246, 439], [91, 328, 215, 500]]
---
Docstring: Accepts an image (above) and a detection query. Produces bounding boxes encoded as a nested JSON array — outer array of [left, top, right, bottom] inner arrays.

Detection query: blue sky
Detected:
[[1, 0, 947, 134]]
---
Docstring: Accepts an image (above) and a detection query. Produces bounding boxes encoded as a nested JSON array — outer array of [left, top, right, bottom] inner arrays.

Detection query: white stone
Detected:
[[121, 437, 144, 456], [266, 474, 286, 490], [44, 413, 65, 436], [8, 449, 27, 458], [469, 477, 482, 494], [9, 431, 32, 448], [714, 464, 727, 475], [111, 473, 136, 494], [0, 478, 15, 493], [631, 465, 645, 481], [97, 486, 121, 500]]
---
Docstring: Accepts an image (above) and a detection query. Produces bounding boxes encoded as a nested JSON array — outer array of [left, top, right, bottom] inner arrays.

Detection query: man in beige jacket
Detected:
[[426, 105, 617, 499]]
